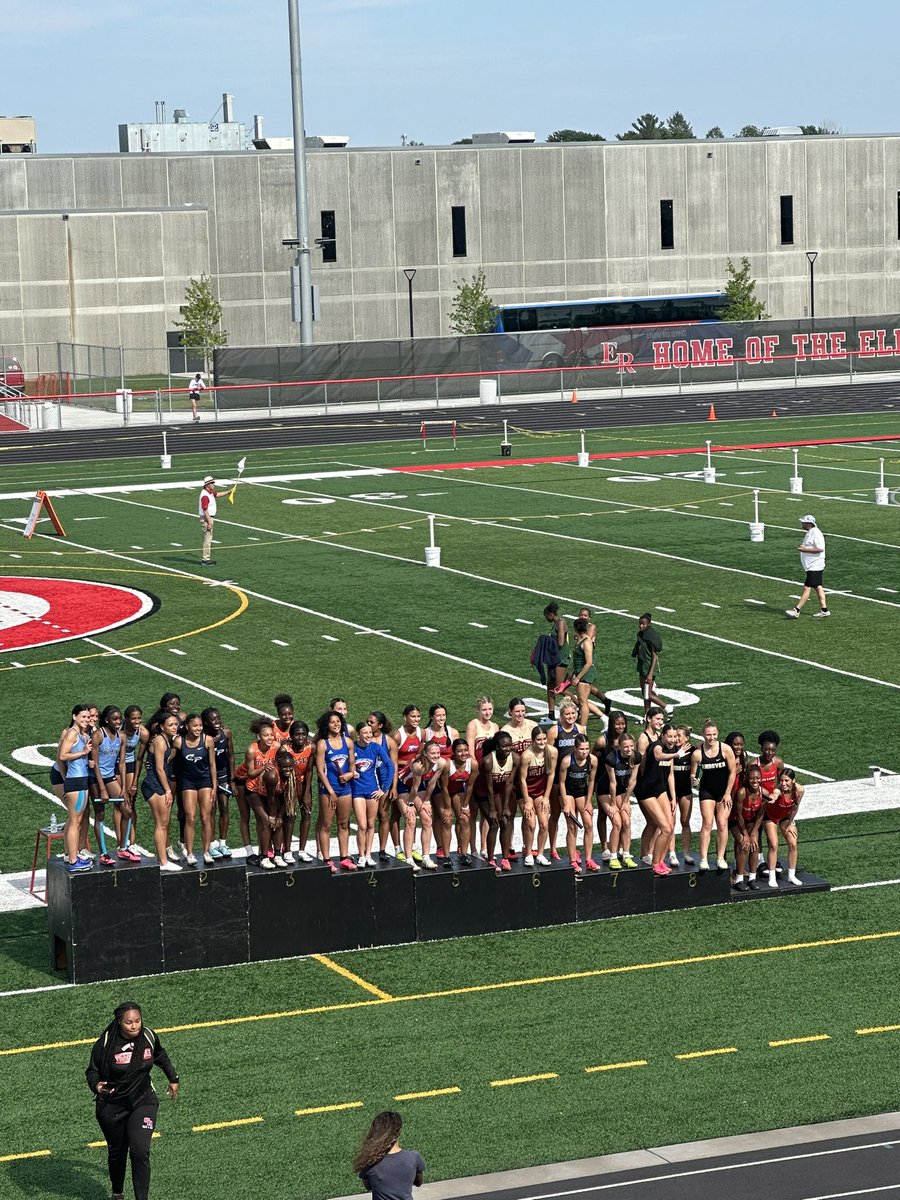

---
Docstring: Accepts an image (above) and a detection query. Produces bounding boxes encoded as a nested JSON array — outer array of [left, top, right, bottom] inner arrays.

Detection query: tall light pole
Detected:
[[288, 0, 313, 344], [403, 268, 416, 338], [805, 251, 818, 320]]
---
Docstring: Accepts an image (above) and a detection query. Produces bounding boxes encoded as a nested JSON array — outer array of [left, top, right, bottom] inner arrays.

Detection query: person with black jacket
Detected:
[[85, 1002, 179, 1200]]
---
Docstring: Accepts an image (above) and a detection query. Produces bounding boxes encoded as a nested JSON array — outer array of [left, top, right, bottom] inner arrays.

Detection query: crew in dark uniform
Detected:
[[86, 1001, 179, 1200]]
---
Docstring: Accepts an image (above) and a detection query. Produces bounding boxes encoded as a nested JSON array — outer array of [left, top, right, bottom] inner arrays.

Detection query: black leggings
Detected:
[[96, 1097, 158, 1200]]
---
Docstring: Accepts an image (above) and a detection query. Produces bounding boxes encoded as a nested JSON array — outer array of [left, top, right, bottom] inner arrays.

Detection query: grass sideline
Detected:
[[0, 411, 898, 1198]]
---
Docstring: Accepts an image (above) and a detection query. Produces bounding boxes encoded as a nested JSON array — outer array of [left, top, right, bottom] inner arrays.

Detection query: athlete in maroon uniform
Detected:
[[730, 763, 766, 889], [764, 769, 804, 889], [442, 738, 476, 862]]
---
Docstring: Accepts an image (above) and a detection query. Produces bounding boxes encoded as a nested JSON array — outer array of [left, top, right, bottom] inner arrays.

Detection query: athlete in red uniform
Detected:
[[394, 705, 423, 862], [764, 769, 804, 888], [517, 726, 558, 865], [730, 763, 766, 889], [441, 738, 476, 862]]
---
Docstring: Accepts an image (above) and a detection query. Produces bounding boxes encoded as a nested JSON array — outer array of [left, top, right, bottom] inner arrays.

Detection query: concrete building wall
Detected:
[[0, 135, 899, 354]]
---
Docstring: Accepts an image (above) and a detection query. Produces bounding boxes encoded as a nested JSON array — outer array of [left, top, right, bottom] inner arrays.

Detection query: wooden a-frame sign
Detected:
[[23, 490, 66, 539]]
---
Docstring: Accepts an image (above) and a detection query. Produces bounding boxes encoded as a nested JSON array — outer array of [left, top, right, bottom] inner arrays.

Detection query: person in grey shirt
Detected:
[[353, 1111, 424, 1200]]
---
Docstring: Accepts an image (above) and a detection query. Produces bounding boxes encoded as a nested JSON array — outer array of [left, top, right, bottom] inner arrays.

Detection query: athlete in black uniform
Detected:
[[690, 721, 737, 871]]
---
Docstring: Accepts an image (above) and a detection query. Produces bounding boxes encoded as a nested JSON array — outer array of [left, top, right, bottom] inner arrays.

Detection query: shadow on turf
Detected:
[[0, 909, 59, 985], [6, 1155, 107, 1199]]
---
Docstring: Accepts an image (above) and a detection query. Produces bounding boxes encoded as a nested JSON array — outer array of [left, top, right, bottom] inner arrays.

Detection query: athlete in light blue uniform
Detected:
[[59, 705, 94, 872]]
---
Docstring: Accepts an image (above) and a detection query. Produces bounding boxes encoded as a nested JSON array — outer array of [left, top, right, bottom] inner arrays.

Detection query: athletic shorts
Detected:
[[50, 764, 64, 787], [804, 569, 824, 587]]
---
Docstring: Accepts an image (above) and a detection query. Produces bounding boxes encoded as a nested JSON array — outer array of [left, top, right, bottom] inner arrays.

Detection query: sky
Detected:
[[8, 0, 898, 154]]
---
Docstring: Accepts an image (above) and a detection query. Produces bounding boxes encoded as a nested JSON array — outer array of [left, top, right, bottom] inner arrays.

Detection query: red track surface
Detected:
[[394, 432, 900, 473]]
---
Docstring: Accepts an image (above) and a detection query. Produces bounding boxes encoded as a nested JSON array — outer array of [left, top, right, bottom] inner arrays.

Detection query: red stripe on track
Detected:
[[394, 433, 900, 473]]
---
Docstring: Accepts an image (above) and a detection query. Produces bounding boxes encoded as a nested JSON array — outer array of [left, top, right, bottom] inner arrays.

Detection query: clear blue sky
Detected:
[[12, 0, 896, 154]]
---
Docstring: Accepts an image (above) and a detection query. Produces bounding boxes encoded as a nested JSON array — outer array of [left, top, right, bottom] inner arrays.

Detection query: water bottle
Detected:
[[50, 813, 59, 833]]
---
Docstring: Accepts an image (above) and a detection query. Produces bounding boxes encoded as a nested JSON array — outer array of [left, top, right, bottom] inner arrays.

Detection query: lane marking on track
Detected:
[[393, 1087, 461, 1101], [769, 1034, 831, 1047], [295, 1101, 364, 1116], [584, 1060, 648, 1073], [311, 954, 394, 1000], [490, 1073, 558, 1087], [192, 1116, 264, 1132], [675, 1047, 738, 1060], [4, 932, 898, 1057], [0, 1150, 51, 1162], [856, 1024, 900, 1035]]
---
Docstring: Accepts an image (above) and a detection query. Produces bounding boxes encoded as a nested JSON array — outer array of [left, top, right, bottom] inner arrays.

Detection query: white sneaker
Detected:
[[273, 855, 287, 868], [203, 851, 214, 865], [665, 705, 675, 716], [641, 853, 653, 865], [176, 842, 188, 859], [536, 853, 551, 866], [668, 852, 679, 866], [601, 849, 611, 861], [788, 872, 802, 886], [297, 849, 313, 863], [366, 854, 377, 867], [185, 853, 197, 866], [78, 849, 95, 861], [160, 860, 182, 872], [357, 855, 367, 868], [812, 609, 831, 618], [166, 846, 181, 862], [683, 852, 695, 864], [524, 854, 534, 866], [785, 607, 800, 618], [716, 857, 728, 870], [283, 851, 295, 864], [767, 872, 778, 888], [699, 859, 709, 871], [422, 855, 437, 870], [260, 857, 275, 870]]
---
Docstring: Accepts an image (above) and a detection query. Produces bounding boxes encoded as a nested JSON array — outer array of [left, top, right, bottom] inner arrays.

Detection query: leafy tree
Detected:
[[546, 129, 605, 142], [706, 126, 724, 139], [175, 275, 227, 380], [448, 268, 498, 335], [400, 135, 424, 146], [452, 137, 473, 145], [721, 256, 768, 321], [617, 113, 666, 141], [736, 124, 763, 137], [801, 123, 840, 135], [664, 111, 695, 139]]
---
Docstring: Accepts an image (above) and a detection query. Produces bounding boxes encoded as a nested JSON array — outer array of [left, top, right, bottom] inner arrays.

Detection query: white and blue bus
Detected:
[[494, 291, 728, 333]]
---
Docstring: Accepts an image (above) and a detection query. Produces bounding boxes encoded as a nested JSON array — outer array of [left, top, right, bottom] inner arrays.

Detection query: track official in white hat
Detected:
[[198, 475, 226, 566], [786, 515, 830, 619]]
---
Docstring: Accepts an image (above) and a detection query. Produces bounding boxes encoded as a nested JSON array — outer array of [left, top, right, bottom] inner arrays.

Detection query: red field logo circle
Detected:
[[0, 577, 156, 653]]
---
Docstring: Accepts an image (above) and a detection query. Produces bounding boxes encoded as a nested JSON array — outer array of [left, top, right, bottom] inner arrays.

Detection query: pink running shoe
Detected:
[[500, 858, 512, 872], [550, 849, 561, 861], [117, 848, 141, 863], [326, 860, 337, 874], [652, 862, 671, 876], [339, 857, 357, 871], [586, 858, 600, 872]]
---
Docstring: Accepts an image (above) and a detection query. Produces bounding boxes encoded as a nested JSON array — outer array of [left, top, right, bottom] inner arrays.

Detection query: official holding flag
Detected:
[[198, 475, 226, 566]]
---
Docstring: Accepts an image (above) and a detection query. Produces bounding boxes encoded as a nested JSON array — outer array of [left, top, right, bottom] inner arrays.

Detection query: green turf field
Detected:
[[0, 410, 898, 1199]]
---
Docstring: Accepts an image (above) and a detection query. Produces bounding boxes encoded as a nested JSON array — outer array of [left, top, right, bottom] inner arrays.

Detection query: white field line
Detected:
[[718, 451, 900, 479], [831, 879, 900, 892], [91, 490, 900, 702], [248, 472, 900, 614]]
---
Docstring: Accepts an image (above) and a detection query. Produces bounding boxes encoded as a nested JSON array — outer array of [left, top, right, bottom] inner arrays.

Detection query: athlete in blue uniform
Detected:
[[91, 706, 127, 865], [352, 724, 395, 867], [172, 715, 217, 865], [202, 708, 234, 859], [142, 714, 182, 872], [315, 711, 357, 871], [59, 705, 94, 872]]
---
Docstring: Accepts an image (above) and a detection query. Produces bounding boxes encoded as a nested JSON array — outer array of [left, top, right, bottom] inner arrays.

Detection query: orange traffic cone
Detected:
[[771, 409, 778, 417], [571, 389, 578, 404], [707, 404, 716, 420]]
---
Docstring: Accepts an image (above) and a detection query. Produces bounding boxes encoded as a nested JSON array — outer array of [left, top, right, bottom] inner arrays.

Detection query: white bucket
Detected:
[[875, 487, 890, 506], [160, 454, 172, 470], [789, 476, 803, 494], [115, 388, 133, 415], [749, 522, 765, 542], [703, 466, 716, 484], [424, 546, 441, 567], [577, 451, 590, 468], [479, 379, 498, 404]]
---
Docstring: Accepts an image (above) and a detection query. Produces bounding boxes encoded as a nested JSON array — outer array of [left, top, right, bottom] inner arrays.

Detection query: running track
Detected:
[[1, 377, 899, 466]]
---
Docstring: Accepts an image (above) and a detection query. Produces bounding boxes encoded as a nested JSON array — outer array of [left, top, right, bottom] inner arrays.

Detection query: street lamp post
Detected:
[[403, 268, 416, 338], [288, 0, 313, 344], [805, 251, 818, 320]]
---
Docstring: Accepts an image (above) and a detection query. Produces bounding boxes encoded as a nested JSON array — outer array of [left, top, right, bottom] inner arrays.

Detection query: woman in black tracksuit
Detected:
[[85, 1002, 179, 1200]]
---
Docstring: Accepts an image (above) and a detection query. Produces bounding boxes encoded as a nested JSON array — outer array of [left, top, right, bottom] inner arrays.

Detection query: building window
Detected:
[[779, 195, 794, 245], [451, 205, 467, 257], [320, 210, 336, 262], [660, 199, 674, 250]]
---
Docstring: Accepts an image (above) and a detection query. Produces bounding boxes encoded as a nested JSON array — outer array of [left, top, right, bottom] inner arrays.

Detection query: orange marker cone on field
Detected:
[[571, 390, 578, 404], [707, 404, 716, 420], [771, 409, 778, 417]]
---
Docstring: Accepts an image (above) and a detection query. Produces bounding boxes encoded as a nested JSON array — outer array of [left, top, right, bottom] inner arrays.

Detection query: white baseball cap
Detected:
[[799, 514, 816, 525]]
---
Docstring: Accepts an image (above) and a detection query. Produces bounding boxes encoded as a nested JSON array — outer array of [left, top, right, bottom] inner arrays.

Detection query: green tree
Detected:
[[664, 111, 695, 139], [706, 126, 724, 139], [721, 256, 768, 321], [546, 129, 605, 142], [452, 137, 473, 145], [801, 123, 840, 135], [736, 124, 763, 137], [175, 274, 227, 380], [617, 113, 665, 141], [448, 268, 498, 335]]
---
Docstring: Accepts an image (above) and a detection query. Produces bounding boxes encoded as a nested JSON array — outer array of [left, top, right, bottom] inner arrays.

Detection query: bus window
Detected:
[[515, 308, 536, 331]]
